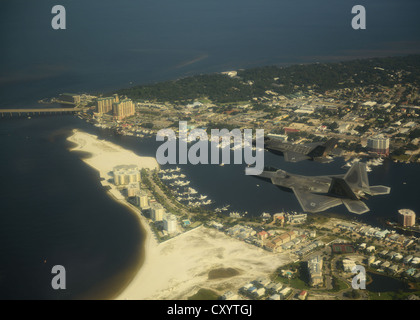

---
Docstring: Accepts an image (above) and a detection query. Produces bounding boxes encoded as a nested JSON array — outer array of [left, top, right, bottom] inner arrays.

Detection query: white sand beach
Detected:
[[67, 129, 159, 178], [67, 130, 293, 300], [116, 226, 293, 300]]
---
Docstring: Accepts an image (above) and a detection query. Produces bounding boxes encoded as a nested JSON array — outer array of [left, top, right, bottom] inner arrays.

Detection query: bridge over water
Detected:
[[0, 107, 88, 117]]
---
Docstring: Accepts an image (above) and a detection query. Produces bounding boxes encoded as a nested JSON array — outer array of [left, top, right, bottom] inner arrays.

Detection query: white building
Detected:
[[279, 287, 291, 299], [366, 246, 376, 253], [342, 258, 356, 272], [255, 288, 266, 298], [267, 133, 288, 142], [163, 214, 178, 234]]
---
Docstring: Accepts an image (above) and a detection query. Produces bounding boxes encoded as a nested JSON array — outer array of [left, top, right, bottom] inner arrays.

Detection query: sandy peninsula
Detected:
[[67, 129, 293, 300], [67, 129, 159, 178]]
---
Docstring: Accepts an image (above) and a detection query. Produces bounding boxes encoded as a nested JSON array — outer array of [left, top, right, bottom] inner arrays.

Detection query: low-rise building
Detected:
[[342, 258, 357, 272], [298, 290, 308, 300], [279, 287, 291, 299]]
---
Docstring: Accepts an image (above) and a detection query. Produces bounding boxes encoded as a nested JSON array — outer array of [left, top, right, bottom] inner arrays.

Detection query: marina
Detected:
[[158, 167, 214, 208]]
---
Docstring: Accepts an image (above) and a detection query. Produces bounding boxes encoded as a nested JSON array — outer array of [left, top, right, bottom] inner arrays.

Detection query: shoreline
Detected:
[[66, 129, 160, 298], [67, 129, 294, 300]]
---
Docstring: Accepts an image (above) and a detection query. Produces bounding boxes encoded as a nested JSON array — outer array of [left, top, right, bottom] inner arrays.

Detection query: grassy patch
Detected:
[[368, 290, 420, 300], [391, 154, 411, 161], [189, 221, 202, 229], [330, 276, 349, 292], [208, 268, 240, 280], [188, 288, 219, 300], [276, 276, 312, 290], [273, 262, 312, 290]]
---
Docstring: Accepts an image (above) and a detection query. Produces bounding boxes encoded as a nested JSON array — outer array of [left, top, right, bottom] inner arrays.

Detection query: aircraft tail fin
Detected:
[[330, 162, 391, 198], [343, 161, 370, 192], [328, 177, 359, 200]]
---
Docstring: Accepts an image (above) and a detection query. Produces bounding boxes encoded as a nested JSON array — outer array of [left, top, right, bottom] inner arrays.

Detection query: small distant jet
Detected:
[[264, 137, 339, 163], [252, 162, 390, 214]]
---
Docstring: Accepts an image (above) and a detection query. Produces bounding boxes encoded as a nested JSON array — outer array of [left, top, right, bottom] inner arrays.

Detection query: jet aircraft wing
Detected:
[[291, 187, 343, 213], [342, 199, 370, 214]]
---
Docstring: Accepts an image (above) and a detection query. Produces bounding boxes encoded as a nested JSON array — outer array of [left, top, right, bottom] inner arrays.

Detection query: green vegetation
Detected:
[[368, 289, 420, 300], [344, 290, 361, 299], [117, 55, 420, 104], [188, 288, 219, 300], [208, 268, 241, 280], [391, 154, 411, 161], [330, 276, 349, 292], [273, 262, 312, 290]]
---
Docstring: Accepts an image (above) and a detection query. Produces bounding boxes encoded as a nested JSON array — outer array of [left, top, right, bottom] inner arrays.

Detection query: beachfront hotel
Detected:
[[96, 94, 136, 120], [97, 94, 119, 114], [163, 214, 178, 234], [151, 203, 165, 222], [113, 98, 135, 120], [135, 190, 149, 209], [127, 182, 140, 197], [113, 165, 141, 186]]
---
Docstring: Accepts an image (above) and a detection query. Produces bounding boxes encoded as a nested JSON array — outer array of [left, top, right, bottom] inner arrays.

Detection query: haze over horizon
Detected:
[[1, 0, 420, 107]]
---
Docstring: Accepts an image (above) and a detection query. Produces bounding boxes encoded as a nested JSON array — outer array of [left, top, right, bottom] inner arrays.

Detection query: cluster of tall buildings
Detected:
[[111, 164, 179, 236], [367, 134, 390, 156], [96, 94, 135, 120], [113, 165, 141, 186], [97, 94, 119, 114]]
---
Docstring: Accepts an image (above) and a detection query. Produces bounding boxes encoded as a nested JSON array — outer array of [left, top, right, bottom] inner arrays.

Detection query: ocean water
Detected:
[[1, 0, 420, 107], [0, 117, 145, 299], [0, 0, 419, 299], [0, 115, 419, 299]]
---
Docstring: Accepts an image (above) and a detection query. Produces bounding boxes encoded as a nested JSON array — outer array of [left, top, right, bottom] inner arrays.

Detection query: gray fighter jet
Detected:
[[253, 162, 390, 214], [265, 137, 339, 163]]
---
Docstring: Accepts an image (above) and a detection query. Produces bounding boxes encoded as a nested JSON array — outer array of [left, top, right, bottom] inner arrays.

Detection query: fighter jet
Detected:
[[264, 137, 339, 163], [253, 162, 390, 214]]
